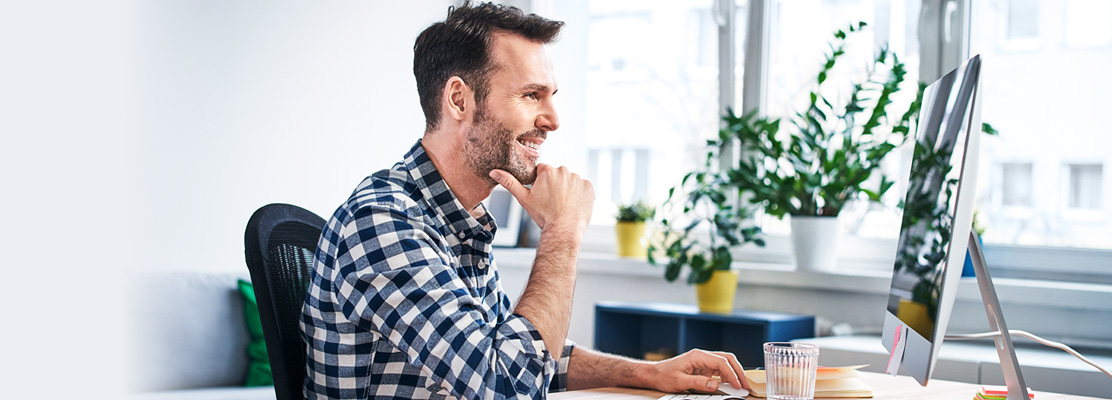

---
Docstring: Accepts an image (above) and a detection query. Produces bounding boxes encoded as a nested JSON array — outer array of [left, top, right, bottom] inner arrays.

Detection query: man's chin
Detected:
[[506, 159, 538, 185], [512, 170, 537, 186], [482, 167, 535, 186]]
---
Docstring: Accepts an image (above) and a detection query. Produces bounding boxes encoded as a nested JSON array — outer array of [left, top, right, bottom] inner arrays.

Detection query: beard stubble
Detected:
[[464, 106, 544, 186]]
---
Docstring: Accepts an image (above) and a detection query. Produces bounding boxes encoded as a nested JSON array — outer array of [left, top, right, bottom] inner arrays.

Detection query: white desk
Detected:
[[548, 371, 1108, 399]]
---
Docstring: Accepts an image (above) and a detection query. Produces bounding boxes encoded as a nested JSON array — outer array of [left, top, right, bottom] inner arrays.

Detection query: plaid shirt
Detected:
[[301, 140, 573, 399]]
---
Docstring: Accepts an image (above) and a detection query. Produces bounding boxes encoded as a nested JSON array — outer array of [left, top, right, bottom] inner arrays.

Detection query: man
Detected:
[[300, 2, 750, 398]]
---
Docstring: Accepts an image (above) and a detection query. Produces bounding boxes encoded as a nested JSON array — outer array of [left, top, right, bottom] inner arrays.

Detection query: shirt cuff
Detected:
[[548, 340, 576, 392], [499, 314, 559, 396]]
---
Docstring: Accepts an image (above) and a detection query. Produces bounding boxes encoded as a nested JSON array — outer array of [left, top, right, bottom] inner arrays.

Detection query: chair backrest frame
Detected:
[[244, 203, 325, 400]]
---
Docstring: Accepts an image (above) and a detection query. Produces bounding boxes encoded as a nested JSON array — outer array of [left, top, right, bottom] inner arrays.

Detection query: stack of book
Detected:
[[744, 365, 873, 398], [976, 385, 1035, 400]]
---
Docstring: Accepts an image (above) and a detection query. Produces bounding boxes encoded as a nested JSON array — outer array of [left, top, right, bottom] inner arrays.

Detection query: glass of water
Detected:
[[763, 342, 820, 400]]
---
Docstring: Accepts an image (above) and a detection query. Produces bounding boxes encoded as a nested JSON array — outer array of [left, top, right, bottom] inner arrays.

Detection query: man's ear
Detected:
[[443, 76, 473, 122]]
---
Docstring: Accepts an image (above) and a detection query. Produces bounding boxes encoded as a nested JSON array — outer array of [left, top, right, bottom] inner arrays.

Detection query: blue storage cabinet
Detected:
[[594, 302, 815, 368]]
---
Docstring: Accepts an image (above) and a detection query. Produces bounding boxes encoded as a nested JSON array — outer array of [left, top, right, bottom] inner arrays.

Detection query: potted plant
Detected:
[[615, 200, 655, 259], [721, 22, 923, 272], [648, 134, 764, 313]]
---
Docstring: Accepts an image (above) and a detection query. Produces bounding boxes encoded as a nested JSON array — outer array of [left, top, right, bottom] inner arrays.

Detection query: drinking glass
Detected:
[[763, 342, 819, 400]]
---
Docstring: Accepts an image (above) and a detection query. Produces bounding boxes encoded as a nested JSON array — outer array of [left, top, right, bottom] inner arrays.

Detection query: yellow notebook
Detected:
[[744, 365, 873, 398]]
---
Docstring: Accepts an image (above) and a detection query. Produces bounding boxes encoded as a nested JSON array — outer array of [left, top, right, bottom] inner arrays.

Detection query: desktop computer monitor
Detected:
[[881, 55, 1027, 399], [881, 53, 983, 385]]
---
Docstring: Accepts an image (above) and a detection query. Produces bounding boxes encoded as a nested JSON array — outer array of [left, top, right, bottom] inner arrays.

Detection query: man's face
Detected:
[[463, 32, 559, 186]]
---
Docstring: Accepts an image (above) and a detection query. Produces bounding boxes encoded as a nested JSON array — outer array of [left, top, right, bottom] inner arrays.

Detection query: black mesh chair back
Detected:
[[244, 203, 325, 400]]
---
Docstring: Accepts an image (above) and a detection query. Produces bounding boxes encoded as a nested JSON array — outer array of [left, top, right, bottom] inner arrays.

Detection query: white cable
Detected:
[[945, 330, 1112, 380]]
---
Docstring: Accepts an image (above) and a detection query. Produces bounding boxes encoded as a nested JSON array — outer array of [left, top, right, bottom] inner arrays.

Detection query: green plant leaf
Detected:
[[714, 246, 733, 271], [665, 261, 681, 282], [982, 122, 999, 136]]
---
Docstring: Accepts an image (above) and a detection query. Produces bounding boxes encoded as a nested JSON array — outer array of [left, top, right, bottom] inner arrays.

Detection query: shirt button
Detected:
[[458, 232, 466, 238]]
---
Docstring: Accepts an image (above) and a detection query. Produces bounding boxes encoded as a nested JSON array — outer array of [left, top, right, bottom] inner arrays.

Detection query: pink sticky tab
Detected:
[[886, 325, 905, 375]]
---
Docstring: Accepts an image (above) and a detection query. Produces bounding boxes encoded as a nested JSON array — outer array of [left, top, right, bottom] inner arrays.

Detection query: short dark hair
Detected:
[[413, 1, 564, 131]]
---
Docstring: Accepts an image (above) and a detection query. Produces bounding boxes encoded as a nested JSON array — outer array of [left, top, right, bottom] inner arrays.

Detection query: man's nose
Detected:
[[536, 106, 559, 132]]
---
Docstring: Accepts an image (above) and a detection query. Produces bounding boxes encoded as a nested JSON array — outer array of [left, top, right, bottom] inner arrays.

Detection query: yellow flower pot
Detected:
[[615, 221, 647, 259], [695, 270, 739, 314], [897, 298, 935, 340]]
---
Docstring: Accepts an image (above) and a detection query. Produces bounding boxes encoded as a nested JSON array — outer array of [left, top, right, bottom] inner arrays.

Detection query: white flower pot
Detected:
[[790, 215, 841, 272]]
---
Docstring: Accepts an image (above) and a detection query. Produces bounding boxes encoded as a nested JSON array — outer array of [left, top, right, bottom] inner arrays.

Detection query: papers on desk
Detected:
[[744, 365, 874, 398]]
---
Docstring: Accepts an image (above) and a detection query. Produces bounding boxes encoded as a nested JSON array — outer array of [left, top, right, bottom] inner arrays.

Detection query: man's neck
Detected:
[[421, 135, 494, 213]]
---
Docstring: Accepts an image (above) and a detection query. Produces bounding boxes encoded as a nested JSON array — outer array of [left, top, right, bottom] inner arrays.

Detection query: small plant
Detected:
[[615, 201, 656, 223]]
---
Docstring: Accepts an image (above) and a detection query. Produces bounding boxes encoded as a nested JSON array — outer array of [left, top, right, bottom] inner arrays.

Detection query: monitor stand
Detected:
[[967, 232, 1030, 399]]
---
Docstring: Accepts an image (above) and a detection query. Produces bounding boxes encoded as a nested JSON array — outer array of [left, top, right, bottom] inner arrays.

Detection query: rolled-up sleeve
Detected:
[[333, 205, 557, 399], [548, 340, 576, 392]]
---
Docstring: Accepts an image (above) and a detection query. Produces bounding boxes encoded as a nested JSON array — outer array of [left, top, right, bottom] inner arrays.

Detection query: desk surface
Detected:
[[548, 371, 1106, 399]]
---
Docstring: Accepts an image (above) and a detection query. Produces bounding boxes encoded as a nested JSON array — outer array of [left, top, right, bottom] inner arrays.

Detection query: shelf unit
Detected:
[[594, 301, 815, 368]]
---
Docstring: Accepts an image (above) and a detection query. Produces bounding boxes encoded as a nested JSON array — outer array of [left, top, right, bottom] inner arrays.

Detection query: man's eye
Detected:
[[524, 92, 538, 100]]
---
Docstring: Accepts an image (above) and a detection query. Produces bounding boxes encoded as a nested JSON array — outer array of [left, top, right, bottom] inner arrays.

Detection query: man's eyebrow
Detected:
[[522, 83, 554, 94]]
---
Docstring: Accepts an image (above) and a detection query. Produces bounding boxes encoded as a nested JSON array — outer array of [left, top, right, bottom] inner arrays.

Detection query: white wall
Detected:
[[133, 0, 452, 273], [3, 1, 135, 397], [1, 2, 450, 396]]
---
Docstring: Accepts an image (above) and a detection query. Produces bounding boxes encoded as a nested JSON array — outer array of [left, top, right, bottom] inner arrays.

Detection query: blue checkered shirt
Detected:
[[301, 140, 574, 399]]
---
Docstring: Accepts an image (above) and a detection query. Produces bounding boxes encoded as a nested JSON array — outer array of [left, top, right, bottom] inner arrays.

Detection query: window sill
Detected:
[[493, 247, 1112, 324]]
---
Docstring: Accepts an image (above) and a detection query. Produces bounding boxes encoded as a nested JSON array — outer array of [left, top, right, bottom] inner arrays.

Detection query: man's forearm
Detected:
[[512, 228, 580, 360], [565, 346, 652, 390]]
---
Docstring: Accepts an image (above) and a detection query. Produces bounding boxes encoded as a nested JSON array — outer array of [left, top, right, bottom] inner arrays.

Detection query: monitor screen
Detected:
[[881, 55, 983, 386]]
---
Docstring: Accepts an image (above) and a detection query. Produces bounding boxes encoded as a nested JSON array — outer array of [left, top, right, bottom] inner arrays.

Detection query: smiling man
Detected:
[[299, 2, 749, 399]]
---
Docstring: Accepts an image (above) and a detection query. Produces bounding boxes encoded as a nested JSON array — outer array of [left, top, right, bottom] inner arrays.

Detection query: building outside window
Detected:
[[971, 0, 1112, 250]]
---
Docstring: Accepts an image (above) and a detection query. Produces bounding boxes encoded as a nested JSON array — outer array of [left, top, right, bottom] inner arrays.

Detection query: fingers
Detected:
[[653, 349, 749, 394], [504, 164, 593, 233], [686, 374, 721, 393], [688, 350, 742, 390], [683, 350, 746, 391], [489, 169, 528, 201], [652, 361, 719, 394], [712, 351, 749, 389]]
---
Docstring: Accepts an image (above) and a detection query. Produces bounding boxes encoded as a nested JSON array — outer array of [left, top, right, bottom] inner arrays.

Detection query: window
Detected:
[[1066, 163, 1103, 210], [1001, 162, 1034, 207], [1064, 0, 1112, 49], [542, 0, 1112, 280], [1006, 0, 1039, 39], [552, 0, 734, 225], [975, 0, 1042, 53], [759, 0, 921, 240], [766, 0, 920, 120]]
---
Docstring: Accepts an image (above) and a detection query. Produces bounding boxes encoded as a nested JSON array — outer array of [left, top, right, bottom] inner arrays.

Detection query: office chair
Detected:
[[244, 203, 325, 400]]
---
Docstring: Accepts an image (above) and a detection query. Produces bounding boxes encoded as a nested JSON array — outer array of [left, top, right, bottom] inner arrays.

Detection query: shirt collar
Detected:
[[403, 140, 498, 244]]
